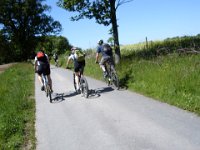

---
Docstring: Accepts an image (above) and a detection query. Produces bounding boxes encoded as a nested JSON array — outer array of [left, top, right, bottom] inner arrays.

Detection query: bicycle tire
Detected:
[[73, 73, 78, 93], [111, 71, 119, 90], [80, 77, 89, 98], [47, 85, 52, 103], [45, 84, 48, 97]]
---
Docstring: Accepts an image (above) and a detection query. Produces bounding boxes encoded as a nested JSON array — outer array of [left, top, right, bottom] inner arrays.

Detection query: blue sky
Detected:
[[45, 0, 200, 49]]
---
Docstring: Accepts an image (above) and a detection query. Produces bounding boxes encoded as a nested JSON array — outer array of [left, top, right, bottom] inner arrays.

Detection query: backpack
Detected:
[[74, 49, 85, 62], [103, 43, 112, 56], [37, 51, 47, 62]]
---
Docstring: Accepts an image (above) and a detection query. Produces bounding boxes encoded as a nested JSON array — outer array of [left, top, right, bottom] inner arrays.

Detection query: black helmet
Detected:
[[98, 40, 103, 45]]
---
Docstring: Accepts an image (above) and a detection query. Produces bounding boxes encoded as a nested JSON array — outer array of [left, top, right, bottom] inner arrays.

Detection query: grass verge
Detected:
[[0, 63, 35, 149], [117, 53, 200, 115]]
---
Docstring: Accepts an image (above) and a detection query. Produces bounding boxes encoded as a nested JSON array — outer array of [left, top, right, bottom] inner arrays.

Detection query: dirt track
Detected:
[[0, 63, 15, 74]]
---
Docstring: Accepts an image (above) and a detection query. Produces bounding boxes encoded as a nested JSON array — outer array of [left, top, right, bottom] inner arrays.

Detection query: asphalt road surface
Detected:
[[35, 65, 200, 150]]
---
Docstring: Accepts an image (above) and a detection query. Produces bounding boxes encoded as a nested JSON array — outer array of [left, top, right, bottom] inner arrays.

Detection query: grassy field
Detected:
[[0, 63, 35, 149], [118, 53, 200, 115]]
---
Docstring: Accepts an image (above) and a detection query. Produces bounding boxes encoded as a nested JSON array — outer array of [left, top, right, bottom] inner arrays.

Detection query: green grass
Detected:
[[0, 63, 35, 149], [117, 54, 200, 115]]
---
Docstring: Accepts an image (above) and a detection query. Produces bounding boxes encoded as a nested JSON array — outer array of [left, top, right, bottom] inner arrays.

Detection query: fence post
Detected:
[[146, 37, 148, 50]]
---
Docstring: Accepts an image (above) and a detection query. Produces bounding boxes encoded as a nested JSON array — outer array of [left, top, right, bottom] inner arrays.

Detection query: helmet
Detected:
[[98, 40, 103, 45], [71, 47, 77, 51]]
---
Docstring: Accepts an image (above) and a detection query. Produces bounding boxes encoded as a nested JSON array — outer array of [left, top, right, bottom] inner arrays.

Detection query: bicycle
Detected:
[[73, 72, 89, 98], [103, 60, 119, 90], [42, 74, 52, 103]]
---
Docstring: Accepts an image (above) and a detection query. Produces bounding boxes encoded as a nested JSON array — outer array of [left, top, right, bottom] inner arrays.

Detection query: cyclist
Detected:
[[66, 47, 85, 91], [95, 39, 114, 78], [53, 52, 58, 66], [34, 49, 53, 92]]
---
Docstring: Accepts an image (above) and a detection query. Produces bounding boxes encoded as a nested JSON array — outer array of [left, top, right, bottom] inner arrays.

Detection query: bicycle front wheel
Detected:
[[80, 77, 89, 98]]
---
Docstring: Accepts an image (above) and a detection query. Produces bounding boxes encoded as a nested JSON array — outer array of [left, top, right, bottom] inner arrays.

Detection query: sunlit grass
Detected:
[[117, 54, 200, 115], [0, 63, 35, 149]]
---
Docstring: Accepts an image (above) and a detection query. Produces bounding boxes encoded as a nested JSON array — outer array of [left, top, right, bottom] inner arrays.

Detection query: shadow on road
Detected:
[[88, 86, 114, 99], [51, 91, 77, 103], [50, 86, 117, 102]]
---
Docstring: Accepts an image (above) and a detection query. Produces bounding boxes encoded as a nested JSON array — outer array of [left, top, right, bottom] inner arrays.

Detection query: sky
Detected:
[[45, 0, 200, 50]]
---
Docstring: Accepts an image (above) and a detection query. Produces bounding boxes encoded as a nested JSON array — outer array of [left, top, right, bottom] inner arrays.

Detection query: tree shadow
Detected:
[[119, 69, 134, 90]]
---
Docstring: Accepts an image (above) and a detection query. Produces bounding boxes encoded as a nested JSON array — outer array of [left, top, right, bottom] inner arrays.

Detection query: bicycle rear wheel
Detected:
[[47, 85, 52, 103], [73, 73, 79, 93], [80, 77, 89, 98], [110, 72, 119, 90]]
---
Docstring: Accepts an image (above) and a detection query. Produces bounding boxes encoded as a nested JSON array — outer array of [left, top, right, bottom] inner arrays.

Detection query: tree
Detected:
[[0, 0, 62, 61], [58, 0, 133, 64], [36, 35, 72, 55]]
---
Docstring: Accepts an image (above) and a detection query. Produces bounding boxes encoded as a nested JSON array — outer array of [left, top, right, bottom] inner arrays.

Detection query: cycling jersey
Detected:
[[96, 44, 113, 66], [35, 54, 50, 75], [68, 53, 85, 74], [96, 44, 113, 57]]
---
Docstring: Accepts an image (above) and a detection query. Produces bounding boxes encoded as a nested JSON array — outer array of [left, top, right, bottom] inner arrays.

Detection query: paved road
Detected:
[[35, 66, 200, 150]]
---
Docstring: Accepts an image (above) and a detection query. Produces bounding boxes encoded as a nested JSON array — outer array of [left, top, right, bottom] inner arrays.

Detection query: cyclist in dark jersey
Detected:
[[34, 49, 53, 92], [95, 40, 114, 77]]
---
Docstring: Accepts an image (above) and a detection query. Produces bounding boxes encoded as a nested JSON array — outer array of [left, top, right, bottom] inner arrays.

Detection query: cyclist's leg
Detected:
[[109, 56, 116, 73], [74, 62, 80, 90], [37, 65, 44, 90], [79, 60, 85, 76], [99, 56, 109, 77], [47, 75, 52, 91], [45, 64, 53, 91]]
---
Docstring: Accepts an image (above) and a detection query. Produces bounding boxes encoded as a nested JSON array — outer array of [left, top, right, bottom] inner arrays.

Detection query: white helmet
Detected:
[[71, 47, 77, 51]]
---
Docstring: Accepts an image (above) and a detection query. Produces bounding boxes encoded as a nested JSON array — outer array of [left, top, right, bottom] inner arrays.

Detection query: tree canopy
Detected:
[[0, 0, 62, 61], [58, 0, 133, 63]]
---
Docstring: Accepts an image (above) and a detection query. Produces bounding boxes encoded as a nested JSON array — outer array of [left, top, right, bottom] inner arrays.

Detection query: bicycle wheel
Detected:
[[80, 77, 89, 98], [73, 73, 78, 93], [110, 71, 119, 90], [46, 85, 52, 103]]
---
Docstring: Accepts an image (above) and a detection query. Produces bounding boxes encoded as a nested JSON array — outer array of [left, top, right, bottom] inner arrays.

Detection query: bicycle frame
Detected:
[[73, 72, 89, 98], [104, 60, 119, 90], [42, 74, 52, 102]]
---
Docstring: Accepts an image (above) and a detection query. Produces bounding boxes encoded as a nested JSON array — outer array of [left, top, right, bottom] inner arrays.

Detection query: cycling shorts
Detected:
[[74, 60, 85, 74], [37, 62, 50, 76], [99, 55, 114, 66]]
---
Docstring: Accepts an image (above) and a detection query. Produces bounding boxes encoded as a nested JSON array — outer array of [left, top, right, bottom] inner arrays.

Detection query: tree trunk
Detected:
[[110, 0, 121, 64]]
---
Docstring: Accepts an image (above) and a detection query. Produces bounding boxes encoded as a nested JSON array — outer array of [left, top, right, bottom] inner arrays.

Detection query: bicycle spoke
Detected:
[[80, 77, 89, 98], [111, 72, 119, 90]]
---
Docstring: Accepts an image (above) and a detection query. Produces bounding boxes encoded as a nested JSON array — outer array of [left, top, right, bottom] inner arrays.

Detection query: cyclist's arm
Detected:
[[95, 52, 99, 63], [66, 56, 72, 68], [34, 57, 38, 72], [45, 54, 50, 64], [95, 46, 102, 63]]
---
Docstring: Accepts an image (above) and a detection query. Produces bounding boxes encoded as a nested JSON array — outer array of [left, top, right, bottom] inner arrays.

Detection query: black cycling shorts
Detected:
[[74, 60, 85, 74], [37, 63, 50, 76]]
